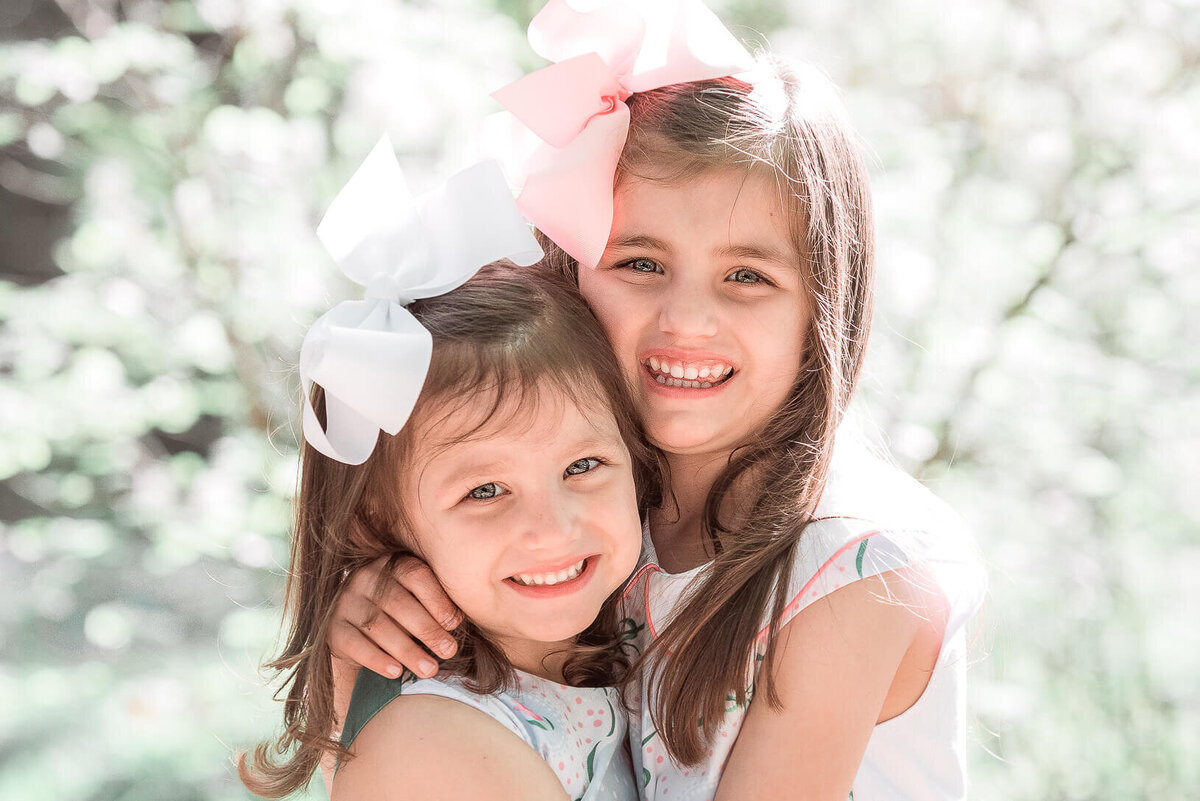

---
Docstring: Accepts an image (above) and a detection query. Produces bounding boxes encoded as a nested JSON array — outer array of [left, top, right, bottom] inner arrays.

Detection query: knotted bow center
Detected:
[[364, 273, 414, 306], [601, 83, 633, 114]]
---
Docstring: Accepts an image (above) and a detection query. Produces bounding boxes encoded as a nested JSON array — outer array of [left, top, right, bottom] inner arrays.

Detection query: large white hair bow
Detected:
[[300, 138, 544, 464]]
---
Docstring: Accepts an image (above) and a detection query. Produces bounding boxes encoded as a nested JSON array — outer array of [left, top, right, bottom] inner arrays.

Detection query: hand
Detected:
[[328, 555, 463, 680]]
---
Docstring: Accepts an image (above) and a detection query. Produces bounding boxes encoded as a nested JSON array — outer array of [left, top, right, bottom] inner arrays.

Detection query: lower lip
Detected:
[[641, 367, 733, 397], [504, 557, 598, 599]]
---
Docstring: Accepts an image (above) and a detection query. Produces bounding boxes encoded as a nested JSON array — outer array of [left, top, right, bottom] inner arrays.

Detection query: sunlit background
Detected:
[[2, 0, 1197, 798]]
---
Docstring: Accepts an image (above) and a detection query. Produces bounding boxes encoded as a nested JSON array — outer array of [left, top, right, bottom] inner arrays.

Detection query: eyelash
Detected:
[[618, 259, 773, 287], [465, 483, 505, 501], [461, 457, 609, 502], [622, 258, 663, 275], [565, 456, 606, 476], [728, 268, 770, 285]]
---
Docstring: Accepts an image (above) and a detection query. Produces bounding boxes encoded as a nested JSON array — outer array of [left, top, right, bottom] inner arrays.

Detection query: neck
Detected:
[[650, 450, 734, 573], [497, 636, 573, 683]]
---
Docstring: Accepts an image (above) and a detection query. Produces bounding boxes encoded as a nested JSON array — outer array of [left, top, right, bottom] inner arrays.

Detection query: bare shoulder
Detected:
[[778, 566, 949, 700], [332, 693, 567, 801], [716, 568, 948, 800]]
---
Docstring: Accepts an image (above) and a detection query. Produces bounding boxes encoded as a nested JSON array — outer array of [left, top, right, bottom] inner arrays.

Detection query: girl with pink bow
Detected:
[[328, 1, 986, 799]]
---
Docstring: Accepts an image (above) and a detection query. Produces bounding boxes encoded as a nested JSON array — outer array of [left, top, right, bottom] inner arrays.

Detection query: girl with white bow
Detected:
[[239, 141, 658, 800]]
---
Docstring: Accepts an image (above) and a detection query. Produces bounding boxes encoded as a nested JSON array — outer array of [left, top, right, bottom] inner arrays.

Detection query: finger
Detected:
[[328, 587, 387, 648], [341, 555, 388, 598], [329, 588, 453, 669], [377, 585, 460, 660], [329, 619, 405, 678], [330, 618, 439, 680], [355, 613, 444, 678], [393, 557, 464, 631]]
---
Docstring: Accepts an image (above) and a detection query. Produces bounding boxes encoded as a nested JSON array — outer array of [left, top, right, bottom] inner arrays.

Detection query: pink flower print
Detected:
[[603, 697, 617, 736], [512, 701, 554, 731]]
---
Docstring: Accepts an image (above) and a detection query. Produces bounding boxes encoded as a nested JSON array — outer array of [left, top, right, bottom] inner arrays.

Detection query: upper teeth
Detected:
[[646, 357, 732, 378], [511, 559, 586, 587], [645, 357, 733, 387]]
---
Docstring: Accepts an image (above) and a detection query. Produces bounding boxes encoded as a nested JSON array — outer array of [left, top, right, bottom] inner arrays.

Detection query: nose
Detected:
[[657, 275, 718, 339], [518, 486, 582, 552]]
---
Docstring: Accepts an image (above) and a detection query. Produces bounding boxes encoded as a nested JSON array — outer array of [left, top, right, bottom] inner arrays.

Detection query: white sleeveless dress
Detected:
[[620, 441, 987, 800]]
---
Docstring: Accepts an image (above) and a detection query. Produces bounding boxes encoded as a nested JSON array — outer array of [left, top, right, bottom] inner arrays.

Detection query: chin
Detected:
[[647, 423, 725, 457], [522, 609, 606, 644]]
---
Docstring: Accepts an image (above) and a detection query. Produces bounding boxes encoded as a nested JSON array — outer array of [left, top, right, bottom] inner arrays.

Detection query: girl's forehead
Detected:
[[610, 167, 802, 264], [414, 379, 622, 455], [624, 163, 773, 202], [616, 164, 780, 206], [402, 386, 626, 500]]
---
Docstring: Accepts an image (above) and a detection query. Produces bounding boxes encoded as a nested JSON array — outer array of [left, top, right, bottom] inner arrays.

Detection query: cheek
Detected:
[[759, 298, 809, 368], [414, 522, 489, 583], [578, 273, 637, 351], [427, 558, 493, 612], [601, 480, 643, 560]]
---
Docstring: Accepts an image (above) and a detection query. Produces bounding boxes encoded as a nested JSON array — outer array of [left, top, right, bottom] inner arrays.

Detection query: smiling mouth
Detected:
[[507, 558, 588, 587], [643, 357, 735, 389]]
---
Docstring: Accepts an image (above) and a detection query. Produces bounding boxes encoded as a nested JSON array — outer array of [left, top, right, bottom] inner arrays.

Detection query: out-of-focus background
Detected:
[[1, 0, 1197, 798]]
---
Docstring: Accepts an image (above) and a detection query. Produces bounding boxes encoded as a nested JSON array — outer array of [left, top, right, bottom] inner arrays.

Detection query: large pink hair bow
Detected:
[[489, 0, 754, 268], [300, 137, 543, 465]]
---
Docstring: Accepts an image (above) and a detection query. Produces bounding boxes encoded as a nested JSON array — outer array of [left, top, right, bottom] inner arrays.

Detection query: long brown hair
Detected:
[[240, 261, 662, 797], [551, 56, 876, 765]]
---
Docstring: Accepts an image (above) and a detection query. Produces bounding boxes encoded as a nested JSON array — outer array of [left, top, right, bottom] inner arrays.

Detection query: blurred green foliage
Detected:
[[1, 0, 1196, 798]]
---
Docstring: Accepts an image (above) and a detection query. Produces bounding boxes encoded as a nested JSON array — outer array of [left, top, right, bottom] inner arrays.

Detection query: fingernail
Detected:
[[385, 664, 402, 679], [443, 614, 461, 630], [435, 640, 456, 658], [417, 658, 438, 677]]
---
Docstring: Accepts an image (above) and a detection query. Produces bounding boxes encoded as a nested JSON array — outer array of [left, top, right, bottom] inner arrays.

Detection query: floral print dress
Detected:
[[619, 440, 987, 801], [341, 666, 637, 801]]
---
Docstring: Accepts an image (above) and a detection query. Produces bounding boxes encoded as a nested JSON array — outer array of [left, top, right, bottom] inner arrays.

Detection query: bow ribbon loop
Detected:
[[300, 137, 543, 464], [494, 53, 625, 149], [487, 0, 754, 267]]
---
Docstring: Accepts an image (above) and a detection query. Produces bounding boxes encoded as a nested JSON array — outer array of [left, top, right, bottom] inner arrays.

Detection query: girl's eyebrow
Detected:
[[609, 236, 795, 268], [433, 434, 617, 489], [607, 233, 671, 252], [437, 459, 507, 489], [716, 243, 796, 267], [571, 434, 622, 454]]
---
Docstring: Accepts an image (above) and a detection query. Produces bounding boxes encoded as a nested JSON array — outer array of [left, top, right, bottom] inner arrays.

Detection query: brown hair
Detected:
[[549, 56, 876, 765], [240, 261, 662, 797]]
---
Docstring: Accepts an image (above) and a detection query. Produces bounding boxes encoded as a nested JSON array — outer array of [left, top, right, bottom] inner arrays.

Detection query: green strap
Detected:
[[340, 668, 414, 750]]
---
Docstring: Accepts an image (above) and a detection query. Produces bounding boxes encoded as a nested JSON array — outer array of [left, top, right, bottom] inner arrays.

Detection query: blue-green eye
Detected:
[[565, 457, 602, 476], [626, 258, 662, 274], [466, 482, 506, 500], [728, 268, 764, 284]]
